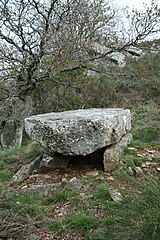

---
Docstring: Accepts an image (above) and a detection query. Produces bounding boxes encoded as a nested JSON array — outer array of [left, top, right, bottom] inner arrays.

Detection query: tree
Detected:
[[0, 0, 159, 150]]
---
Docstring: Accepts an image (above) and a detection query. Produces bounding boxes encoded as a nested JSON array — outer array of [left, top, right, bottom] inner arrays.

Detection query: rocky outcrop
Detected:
[[126, 46, 143, 56], [25, 108, 132, 172], [0, 93, 33, 150], [108, 52, 126, 67], [89, 42, 144, 67]]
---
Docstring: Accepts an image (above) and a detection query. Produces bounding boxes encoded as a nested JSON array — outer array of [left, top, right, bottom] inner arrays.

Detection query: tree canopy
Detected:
[[0, 0, 159, 96]]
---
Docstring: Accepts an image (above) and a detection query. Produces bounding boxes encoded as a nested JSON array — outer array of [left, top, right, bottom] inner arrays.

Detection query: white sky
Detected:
[[112, 0, 160, 39], [114, 0, 160, 9]]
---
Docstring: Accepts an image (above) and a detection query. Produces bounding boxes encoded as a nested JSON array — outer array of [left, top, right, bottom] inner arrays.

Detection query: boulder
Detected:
[[108, 52, 126, 67], [25, 108, 131, 156], [126, 46, 143, 56], [0, 96, 33, 150]]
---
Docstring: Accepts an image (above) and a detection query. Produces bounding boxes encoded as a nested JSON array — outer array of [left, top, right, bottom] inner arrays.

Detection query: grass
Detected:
[[133, 128, 159, 143], [47, 220, 64, 234], [47, 189, 80, 205], [94, 183, 111, 202], [0, 139, 41, 161], [112, 166, 135, 182], [124, 156, 148, 168], [0, 149, 160, 239], [0, 139, 42, 178], [129, 140, 147, 150], [0, 171, 10, 182], [154, 156, 160, 164], [112, 176, 160, 240], [132, 157, 148, 167], [66, 213, 97, 231]]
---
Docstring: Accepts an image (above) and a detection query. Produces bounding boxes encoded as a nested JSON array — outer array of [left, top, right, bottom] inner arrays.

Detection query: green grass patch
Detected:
[[66, 213, 96, 232], [112, 167, 134, 183], [11, 192, 42, 205], [124, 158, 136, 168], [85, 231, 107, 240], [94, 183, 110, 202], [0, 191, 51, 223], [0, 140, 42, 177], [0, 140, 41, 162], [154, 156, 160, 164], [124, 148, 136, 155], [133, 128, 159, 143], [47, 189, 77, 204], [25, 145, 42, 159], [129, 140, 147, 150], [132, 157, 148, 167], [125, 156, 147, 168], [47, 220, 64, 234], [0, 171, 10, 182]]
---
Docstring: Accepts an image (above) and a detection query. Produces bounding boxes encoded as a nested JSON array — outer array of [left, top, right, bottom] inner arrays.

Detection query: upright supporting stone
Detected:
[[103, 133, 132, 172]]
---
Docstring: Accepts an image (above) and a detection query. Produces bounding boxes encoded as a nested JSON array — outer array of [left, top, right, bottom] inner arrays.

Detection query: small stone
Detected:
[[62, 178, 68, 183], [69, 177, 82, 192], [21, 185, 28, 189], [86, 170, 99, 177], [156, 167, 160, 172], [11, 155, 42, 183], [141, 162, 147, 168], [128, 167, 134, 176], [29, 174, 41, 179], [147, 150, 156, 154], [94, 228, 106, 234], [137, 154, 144, 157], [135, 167, 143, 175], [107, 176, 115, 181], [145, 161, 151, 166], [109, 189, 123, 203], [128, 147, 136, 151]]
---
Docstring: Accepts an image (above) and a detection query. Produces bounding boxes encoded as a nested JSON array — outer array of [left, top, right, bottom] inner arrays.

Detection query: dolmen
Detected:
[[25, 108, 132, 172]]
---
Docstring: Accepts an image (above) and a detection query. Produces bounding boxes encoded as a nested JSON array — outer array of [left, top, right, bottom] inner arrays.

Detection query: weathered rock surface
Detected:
[[89, 42, 144, 67], [39, 153, 71, 170], [108, 52, 126, 67], [25, 108, 131, 156], [0, 95, 33, 150], [126, 46, 143, 56], [109, 188, 123, 203], [103, 133, 132, 172]]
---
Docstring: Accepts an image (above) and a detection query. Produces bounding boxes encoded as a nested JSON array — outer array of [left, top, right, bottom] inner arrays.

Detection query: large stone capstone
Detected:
[[25, 108, 131, 156]]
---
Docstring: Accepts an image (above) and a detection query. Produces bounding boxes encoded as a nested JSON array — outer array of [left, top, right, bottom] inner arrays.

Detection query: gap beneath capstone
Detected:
[[68, 146, 107, 171], [39, 147, 107, 172]]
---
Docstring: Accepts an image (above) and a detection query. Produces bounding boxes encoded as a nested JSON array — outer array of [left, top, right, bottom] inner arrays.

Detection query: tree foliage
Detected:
[[0, 0, 159, 97]]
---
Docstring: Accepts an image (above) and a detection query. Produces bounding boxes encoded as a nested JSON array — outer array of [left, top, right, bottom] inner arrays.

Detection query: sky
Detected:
[[114, 0, 160, 9], [113, 0, 160, 40]]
